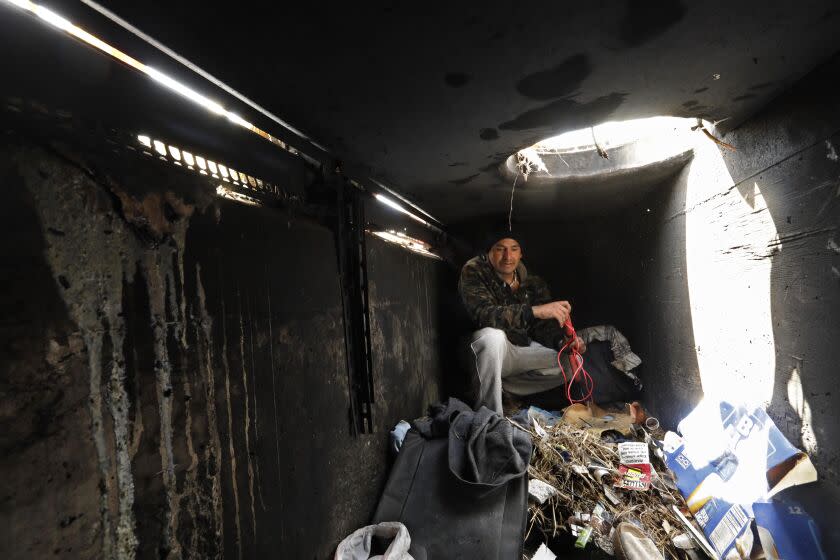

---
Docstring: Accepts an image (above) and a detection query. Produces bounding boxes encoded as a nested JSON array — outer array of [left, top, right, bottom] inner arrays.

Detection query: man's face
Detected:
[[488, 238, 522, 276]]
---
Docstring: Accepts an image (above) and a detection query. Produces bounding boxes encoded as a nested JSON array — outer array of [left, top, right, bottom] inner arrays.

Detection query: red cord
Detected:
[[556, 318, 594, 404]]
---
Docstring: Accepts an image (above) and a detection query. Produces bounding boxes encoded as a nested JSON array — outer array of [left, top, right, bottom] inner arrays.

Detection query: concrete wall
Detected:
[[637, 55, 840, 484], [516, 58, 839, 497], [562, 55, 840, 554], [0, 140, 444, 559], [479, 55, 840, 555]]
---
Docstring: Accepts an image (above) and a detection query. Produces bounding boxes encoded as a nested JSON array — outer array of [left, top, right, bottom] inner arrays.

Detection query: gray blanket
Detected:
[[415, 398, 532, 493]]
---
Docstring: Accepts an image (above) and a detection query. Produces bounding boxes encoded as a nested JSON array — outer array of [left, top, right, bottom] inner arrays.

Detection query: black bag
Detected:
[[373, 428, 528, 559]]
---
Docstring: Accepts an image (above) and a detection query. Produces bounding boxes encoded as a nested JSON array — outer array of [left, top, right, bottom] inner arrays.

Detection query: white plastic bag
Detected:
[[334, 521, 414, 560]]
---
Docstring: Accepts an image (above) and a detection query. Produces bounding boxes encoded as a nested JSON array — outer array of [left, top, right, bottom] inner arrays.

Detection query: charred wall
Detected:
[[0, 138, 444, 559]]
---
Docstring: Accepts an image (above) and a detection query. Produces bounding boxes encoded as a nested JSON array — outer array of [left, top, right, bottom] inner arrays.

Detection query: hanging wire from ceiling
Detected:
[[508, 148, 549, 230], [508, 173, 518, 232]]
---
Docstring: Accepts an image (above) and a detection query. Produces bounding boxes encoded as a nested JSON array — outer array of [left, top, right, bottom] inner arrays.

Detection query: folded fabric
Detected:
[[415, 397, 532, 492]]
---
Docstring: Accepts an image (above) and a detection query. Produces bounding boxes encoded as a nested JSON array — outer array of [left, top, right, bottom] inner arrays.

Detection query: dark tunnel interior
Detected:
[[1, 1, 839, 559]]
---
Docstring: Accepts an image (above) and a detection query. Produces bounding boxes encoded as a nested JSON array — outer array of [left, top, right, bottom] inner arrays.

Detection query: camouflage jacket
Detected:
[[458, 255, 566, 348]]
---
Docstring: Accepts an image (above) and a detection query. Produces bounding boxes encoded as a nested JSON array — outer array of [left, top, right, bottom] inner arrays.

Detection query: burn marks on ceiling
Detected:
[[499, 53, 625, 134], [499, 93, 627, 131], [620, 0, 685, 47], [515, 54, 591, 100], [480, 159, 505, 173], [681, 99, 711, 114], [449, 173, 480, 185]]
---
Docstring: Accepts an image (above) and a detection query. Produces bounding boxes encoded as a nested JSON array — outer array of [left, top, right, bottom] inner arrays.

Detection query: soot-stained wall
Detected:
[[0, 140, 444, 559]]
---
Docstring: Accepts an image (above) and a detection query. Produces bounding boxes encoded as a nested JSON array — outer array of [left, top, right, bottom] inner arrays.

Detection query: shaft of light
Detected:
[[373, 194, 430, 226], [3, 0, 286, 155]]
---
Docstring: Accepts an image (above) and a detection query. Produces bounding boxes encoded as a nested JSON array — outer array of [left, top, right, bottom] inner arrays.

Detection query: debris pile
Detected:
[[516, 404, 690, 558], [345, 397, 826, 559], [515, 399, 826, 560]]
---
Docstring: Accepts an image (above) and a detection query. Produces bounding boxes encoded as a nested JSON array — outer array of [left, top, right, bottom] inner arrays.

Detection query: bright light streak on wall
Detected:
[[78, 0, 326, 151], [684, 124, 778, 406], [373, 193, 430, 227], [216, 185, 261, 207], [225, 112, 252, 129], [371, 230, 439, 259], [6, 0, 441, 234], [369, 178, 444, 227], [2, 0, 319, 165], [145, 67, 225, 115]]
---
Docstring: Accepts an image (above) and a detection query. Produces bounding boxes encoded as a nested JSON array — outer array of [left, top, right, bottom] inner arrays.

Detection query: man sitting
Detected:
[[459, 231, 640, 414]]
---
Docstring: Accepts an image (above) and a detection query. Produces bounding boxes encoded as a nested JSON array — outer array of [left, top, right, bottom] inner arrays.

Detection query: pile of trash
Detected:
[[514, 400, 825, 560], [514, 402, 690, 558], [334, 397, 826, 560]]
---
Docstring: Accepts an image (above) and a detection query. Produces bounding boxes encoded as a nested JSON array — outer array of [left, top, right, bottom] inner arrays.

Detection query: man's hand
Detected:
[[571, 336, 587, 354], [532, 301, 571, 327]]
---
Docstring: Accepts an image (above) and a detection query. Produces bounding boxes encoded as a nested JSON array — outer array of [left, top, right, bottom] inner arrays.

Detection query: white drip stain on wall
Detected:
[[264, 263, 286, 541], [246, 290, 268, 511], [22, 147, 140, 559], [193, 264, 226, 552], [237, 287, 258, 538], [143, 248, 184, 559], [218, 284, 244, 559], [18, 145, 224, 559]]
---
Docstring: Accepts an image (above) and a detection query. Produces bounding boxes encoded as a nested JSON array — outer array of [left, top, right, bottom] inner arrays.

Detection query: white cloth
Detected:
[[334, 521, 414, 560]]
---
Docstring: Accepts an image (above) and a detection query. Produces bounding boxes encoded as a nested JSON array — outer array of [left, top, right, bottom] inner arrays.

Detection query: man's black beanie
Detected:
[[483, 228, 523, 253]]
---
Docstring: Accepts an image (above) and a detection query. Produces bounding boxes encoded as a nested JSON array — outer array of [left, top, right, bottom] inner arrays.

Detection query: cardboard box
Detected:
[[663, 400, 818, 558]]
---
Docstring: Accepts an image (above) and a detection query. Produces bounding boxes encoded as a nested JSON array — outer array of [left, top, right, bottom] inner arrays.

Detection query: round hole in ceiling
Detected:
[[504, 116, 699, 183]]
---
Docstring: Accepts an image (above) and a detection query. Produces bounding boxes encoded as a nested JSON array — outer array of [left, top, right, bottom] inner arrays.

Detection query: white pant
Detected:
[[468, 328, 570, 413]]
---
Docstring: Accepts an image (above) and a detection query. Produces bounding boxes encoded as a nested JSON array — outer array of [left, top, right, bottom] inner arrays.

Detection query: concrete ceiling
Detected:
[[35, 1, 840, 223]]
